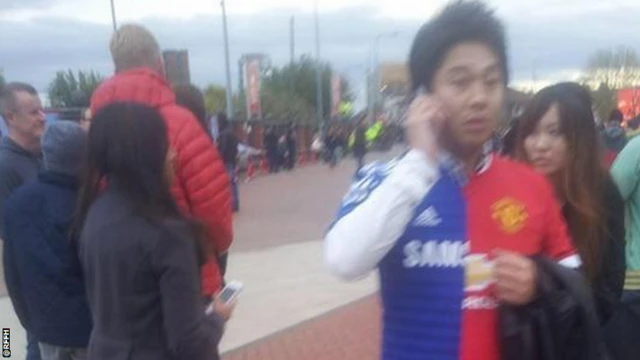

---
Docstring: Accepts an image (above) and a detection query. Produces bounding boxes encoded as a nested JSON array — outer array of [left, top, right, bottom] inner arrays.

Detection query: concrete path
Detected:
[[0, 240, 377, 358], [220, 241, 377, 353]]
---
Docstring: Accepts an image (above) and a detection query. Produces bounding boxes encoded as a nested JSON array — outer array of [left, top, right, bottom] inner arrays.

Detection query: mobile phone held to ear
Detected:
[[218, 280, 243, 304]]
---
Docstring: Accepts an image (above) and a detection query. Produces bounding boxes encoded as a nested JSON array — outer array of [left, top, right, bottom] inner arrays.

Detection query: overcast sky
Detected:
[[1, 0, 639, 107]]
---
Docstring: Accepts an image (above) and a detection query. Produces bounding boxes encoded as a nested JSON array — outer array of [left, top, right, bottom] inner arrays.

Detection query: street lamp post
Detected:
[[368, 31, 400, 122], [314, 0, 324, 133], [110, 0, 117, 32], [221, 0, 234, 118]]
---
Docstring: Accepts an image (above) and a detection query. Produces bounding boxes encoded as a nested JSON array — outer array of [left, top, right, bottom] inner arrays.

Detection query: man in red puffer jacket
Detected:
[[91, 24, 233, 298]]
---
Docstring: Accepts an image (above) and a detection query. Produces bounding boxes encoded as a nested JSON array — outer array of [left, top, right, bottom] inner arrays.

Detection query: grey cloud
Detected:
[[0, 0, 57, 11], [1, 4, 639, 100], [506, 3, 640, 81]]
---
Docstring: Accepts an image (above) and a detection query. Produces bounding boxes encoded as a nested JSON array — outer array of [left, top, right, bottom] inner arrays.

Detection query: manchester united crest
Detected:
[[491, 197, 528, 234]]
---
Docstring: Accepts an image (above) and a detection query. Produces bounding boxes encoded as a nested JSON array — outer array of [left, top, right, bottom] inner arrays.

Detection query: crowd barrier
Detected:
[[236, 150, 321, 183]]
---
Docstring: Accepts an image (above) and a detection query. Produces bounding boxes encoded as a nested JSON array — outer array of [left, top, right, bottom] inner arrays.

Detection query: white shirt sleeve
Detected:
[[324, 150, 440, 280]]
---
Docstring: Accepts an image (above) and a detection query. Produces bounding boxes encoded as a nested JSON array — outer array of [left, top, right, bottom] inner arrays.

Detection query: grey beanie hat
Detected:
[[41, 120, 87, 176]]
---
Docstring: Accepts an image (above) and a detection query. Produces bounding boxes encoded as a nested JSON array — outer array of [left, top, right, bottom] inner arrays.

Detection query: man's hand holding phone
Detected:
[[405, 89, 448, 162]]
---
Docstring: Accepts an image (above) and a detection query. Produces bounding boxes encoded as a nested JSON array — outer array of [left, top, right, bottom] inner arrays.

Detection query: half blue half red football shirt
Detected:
[[333, 155, 577, 360]]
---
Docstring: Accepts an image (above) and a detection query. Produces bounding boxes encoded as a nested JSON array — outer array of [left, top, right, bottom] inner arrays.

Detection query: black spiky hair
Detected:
[[409, 1, 509, 91]]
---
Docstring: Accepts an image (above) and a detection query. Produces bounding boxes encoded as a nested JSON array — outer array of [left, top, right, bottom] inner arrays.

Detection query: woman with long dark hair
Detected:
[[76, 102, 233, 359], [515, 82, 625, 323]]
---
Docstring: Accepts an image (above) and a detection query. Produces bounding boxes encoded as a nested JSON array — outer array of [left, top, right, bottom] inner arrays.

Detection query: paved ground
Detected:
[[223, 295, 381, 360], [219, 241, 377, 353], [0, 149, 402, 359], [232, 157, 365, 252]]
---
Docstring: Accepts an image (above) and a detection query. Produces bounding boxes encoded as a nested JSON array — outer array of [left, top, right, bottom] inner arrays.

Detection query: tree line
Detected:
[[204, 56, 354, 122], [581, 46, 640, 120], [44, 58, 354, 123], [1, 46, 637, 123]]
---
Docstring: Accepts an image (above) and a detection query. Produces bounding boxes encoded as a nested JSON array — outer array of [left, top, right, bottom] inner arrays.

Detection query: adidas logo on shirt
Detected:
[[413, 206, 442, 227]]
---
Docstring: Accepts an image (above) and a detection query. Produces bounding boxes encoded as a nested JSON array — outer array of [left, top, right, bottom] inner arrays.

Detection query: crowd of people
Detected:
[[1, 1, 640, 360], [311, 120, 389, 170], [263, 125, 297, 173]]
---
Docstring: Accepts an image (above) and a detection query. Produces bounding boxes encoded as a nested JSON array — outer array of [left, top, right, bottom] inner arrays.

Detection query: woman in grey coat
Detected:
[[76, 102, 234, 360]]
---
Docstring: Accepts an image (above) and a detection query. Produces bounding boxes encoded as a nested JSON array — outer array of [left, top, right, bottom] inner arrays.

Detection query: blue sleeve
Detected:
[[330, 160, 398, 228]]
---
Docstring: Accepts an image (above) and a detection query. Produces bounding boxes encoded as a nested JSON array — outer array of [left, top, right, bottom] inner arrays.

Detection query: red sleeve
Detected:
[[173, 110, 233, 255], [540, 178, 580, 267]]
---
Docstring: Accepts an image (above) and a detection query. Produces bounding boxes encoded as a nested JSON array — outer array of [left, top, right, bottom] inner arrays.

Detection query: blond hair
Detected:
[[110, 24, 161, 72]]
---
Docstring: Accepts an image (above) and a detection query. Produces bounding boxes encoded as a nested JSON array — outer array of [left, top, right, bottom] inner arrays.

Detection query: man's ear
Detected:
[[3, 110, 17, 127]]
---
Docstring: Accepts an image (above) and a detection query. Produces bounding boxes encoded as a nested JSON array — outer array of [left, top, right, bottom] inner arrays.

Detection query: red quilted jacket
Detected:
[[90, 68, 233, 296]]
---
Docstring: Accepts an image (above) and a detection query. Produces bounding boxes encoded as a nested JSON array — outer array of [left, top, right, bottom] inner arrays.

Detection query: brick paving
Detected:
[[231, 160, 359, 252], [222, 295, 382, 360], [231, 151, 402, 252]]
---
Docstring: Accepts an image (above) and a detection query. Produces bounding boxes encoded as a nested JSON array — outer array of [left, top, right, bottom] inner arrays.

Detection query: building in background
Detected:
[[378, 63, 410, 96], [163, 50, 191, 85], [377, 62, 410, 124]]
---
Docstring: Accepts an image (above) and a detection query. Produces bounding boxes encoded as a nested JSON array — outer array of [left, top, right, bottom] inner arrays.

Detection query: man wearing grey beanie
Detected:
[[3, 121, 92, 360]]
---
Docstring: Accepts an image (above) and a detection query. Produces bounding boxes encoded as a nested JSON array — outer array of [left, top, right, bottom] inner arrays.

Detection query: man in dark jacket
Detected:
[[3, 121, 92, 360], [352, 121, 368, 171], [602, 109, 628, 154], [0, 82, 45, 238], [264, 127, 279, 173], [0, 82, 45, 360], [217, 112, 239, 212], [285, 125, 297, 170]]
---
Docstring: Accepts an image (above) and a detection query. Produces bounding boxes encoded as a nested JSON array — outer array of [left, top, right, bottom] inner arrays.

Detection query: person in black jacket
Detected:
[[352, 120, 367, 171], [0, 82, 44, 238], [174, 84, 212, 140], [264, 126, 279, 173], [3, 121, 91, 359], [216, 113, 239, 212], [174, 89, 233, 274], [324, 127, 339, 168], [601, 109, 628, 155], [285, 125, 297, 170], [515, 82, 626, 324], [76, 102, 234, 360], [0, 82, 45, 360]]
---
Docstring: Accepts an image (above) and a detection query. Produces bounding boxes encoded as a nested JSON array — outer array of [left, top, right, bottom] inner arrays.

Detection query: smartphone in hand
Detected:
[[218, 280, 243, 304], [205, 281, 243, 317]]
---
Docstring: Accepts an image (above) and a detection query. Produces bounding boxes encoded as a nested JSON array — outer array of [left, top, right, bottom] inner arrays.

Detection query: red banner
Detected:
[[331, 73, 342, 118], [245, 60, 262, 119]]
